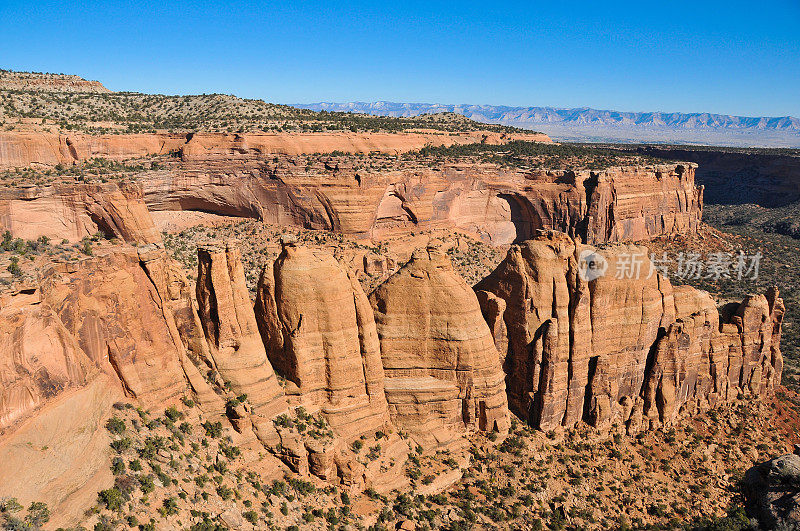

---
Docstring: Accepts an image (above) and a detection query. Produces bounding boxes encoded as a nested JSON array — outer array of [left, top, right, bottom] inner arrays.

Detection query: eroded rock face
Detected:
[[254, 238, 388, 439], [0, 130, 549, 167], [369, 245, 510, 447], [475, 230, 783, 432], [583, 164, 703, 244], [42, 251, 192, 405], [196, 242, 288, 441], [0, 289, 96, 430], [0, 137, 700, 247], [0, 182, 161, 244], [141, 157, 701, 245], [0, 247, 222, 526]]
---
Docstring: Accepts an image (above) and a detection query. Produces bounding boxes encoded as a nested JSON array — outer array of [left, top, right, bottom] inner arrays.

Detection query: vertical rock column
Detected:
[[196, 242, 287, 442], [369, 244, 510, 447], [476, 230, 784, 434], [254, 237, 388, 439]]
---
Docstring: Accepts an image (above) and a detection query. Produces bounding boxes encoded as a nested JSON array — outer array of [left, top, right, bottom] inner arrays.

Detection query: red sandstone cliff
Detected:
[[254, 237, 389, 439], [0, 130, 551, 167], [140, 153, 701, 244], [474, 230, 783, 432], [0, 182, 161, 244]]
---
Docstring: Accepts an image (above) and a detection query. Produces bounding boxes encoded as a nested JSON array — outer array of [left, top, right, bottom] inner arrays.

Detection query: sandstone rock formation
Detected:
[[582, 164, 703, 244], [0, 71, 110, 93], [196, 242, 288, 442], [743, 453, 800, 530], [138, 153, 702, 245], [0, 128, 701, 246], [369, 244, 510, 446], [254, 237, 388, 438], [0, 130, 549, 167], [475, 230, 782, 432], [0, 182, 161, 244], [0, 247, 223, 524]]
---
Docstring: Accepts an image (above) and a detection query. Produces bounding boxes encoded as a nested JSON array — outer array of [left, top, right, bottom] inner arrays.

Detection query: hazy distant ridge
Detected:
[[296, 102, 800, 132]]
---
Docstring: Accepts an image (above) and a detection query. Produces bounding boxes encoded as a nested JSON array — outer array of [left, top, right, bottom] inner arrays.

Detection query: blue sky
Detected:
[[1, 0, 799, 117]]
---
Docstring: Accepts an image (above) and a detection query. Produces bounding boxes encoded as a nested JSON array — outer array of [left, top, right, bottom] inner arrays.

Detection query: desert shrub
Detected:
[[202, 421, 222, 438], [97, 488, 124, 511], [25, 501, 49, 527], [111, 457, 126, 475], [105, 417, 126, 434], [110, 437, 132, 453]]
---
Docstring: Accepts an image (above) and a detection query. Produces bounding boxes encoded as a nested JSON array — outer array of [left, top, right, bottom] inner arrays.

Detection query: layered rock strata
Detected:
[[369, 245, 510, 446], [0, 151, 701, 246], [0, 130, 550, 167], [475, 230, 783, 432], [0, 182, 161, 244], [254, 237, 388, 438], [196, 242, 288, 442], [140, 154, 701, 245]]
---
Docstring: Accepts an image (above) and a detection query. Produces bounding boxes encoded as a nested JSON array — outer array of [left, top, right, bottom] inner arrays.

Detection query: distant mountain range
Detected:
[[293, 102, 800, 147]]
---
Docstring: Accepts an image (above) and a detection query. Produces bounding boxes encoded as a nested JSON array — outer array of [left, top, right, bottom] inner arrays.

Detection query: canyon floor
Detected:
[[38, 385, 800, 531]]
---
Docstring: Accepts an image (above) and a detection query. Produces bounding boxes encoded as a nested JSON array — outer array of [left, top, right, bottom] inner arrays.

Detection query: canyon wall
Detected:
[[0, 130, 550, 167], [475, 230, 783, 432], [0, 182, 161, 243], [140, 153, 702, 245], [0, 158, 701, 246], [0, 130, 702, 246]]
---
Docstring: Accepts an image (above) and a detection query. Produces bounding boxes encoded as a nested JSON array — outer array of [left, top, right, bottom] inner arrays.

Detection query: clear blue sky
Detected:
[[1, 0, 798, 117]]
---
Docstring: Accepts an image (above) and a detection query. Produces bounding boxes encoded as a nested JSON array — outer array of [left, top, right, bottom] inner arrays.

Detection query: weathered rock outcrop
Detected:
[[743, 453, 800, 530], [0, 71, 110, 93], [254, 237, 388, 439], [140, 154, 701, 245], [0, 182, 161, 244], [583, 164, 703, 243], [0, 247, 222, 525], [196, 242, 288, 442], [0, 288, 96, 430], [475, 230, 782, 432], [0, 130, 549, 167], [369, 245, 510, 446]]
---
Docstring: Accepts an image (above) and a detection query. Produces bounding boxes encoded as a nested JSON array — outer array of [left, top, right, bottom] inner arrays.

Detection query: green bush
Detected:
[[105, 416, 126, 434], [98, 488, 124, 511]]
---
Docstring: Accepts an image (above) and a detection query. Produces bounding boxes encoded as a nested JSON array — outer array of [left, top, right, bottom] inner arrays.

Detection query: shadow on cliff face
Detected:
[[623, 146, 800, 208], [497, 193, 539, 244]]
